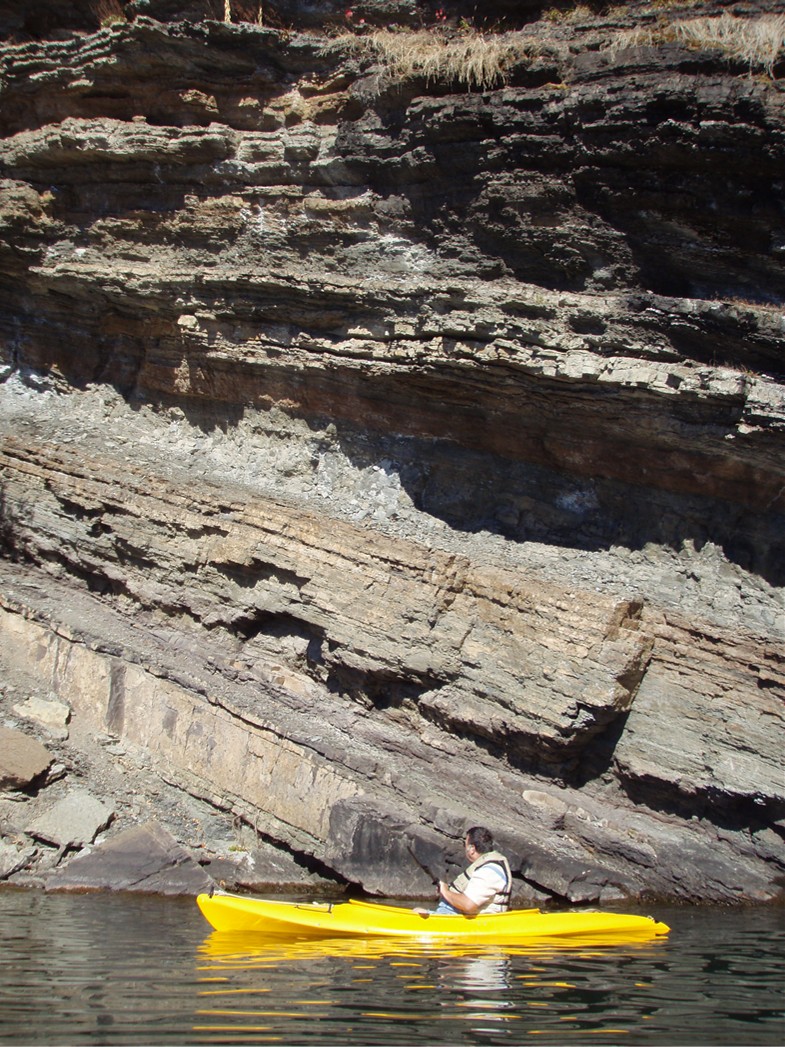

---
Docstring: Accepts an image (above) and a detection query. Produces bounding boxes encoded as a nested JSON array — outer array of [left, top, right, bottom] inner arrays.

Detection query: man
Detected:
[[428, 826, 512, 915]]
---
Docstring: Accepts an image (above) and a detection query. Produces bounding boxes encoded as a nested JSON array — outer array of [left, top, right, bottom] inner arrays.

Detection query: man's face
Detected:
[[464, 836, 478, 861]]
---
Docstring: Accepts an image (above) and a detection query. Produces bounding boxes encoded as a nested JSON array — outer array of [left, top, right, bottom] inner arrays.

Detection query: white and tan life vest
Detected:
[[450, 850, 512, 912]]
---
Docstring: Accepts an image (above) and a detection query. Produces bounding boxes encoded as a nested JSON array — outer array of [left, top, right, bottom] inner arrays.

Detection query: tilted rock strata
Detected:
[[0, 564, 780, 904], [0, 1, 784, 901], [0, 434, 654, 760], [614, 615, 785, 814], [0, 420, 782, 901]]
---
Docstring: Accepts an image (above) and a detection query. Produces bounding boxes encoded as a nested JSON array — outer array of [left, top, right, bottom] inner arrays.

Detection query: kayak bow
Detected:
[[196, 892, 670, 942]]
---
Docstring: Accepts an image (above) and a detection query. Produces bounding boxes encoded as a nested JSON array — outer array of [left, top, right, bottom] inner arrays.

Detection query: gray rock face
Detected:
[[0, 0, 783, 903]]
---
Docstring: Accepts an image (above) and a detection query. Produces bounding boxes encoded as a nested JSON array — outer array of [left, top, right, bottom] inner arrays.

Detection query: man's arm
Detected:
[[438, 880, 481, 915], [439, 863, 507, 914]]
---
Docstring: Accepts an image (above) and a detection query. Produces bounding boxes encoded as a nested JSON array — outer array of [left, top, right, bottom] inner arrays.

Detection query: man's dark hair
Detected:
[[466, 826, 494, 852]]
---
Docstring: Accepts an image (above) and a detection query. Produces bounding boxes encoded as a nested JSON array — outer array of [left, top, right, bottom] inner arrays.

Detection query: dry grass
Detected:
[[610, 13, 785, 76], [543, 0, 705, 23], [650, 0, 706, 8], [543, 4, 593, 24], [330, 29, 541, 92], [92, 0, 127, 27]]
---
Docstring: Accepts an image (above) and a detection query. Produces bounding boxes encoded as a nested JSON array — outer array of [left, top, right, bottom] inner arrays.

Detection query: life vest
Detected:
[[450, 850, 512, 912]]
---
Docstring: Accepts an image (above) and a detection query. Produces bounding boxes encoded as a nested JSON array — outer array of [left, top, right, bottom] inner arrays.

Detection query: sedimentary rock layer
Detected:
[[0, 0, 783, 901], [0, 434, 658, 758]]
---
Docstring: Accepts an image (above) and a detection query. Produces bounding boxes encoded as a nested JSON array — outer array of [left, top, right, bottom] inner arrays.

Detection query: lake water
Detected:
[[0, 889, 783, 1045]]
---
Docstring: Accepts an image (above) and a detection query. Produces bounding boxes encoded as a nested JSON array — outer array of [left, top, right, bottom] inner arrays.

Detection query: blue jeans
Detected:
[[435, 899, 461, 915]]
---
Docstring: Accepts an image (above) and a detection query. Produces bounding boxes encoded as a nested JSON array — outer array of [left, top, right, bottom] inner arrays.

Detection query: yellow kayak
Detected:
[[196, 893, 670, 943]]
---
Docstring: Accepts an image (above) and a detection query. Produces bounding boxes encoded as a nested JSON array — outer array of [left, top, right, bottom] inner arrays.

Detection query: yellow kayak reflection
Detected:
[[197, 893, 670, 945], [199, 928, 668, 967], [195, 924, 671, 1040]]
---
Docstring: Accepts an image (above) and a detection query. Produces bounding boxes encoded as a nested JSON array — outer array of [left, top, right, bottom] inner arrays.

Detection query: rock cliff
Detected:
[[0, 0, 783, 904]]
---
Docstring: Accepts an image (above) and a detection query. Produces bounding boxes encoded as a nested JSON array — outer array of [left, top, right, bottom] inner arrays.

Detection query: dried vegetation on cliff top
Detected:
[[331, 10, 785, 90]]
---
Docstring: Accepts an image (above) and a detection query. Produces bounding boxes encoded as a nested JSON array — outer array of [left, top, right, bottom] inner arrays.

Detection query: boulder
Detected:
[[0, 727, 53, 791], [26, 788, 115, 849], [0, 837, 37, 879], [45, 819, 216, 896], [12, 695, 71, 740]]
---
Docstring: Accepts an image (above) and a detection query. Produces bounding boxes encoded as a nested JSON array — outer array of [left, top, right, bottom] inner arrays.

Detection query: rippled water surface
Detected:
[[0, 890, 783, 1045]]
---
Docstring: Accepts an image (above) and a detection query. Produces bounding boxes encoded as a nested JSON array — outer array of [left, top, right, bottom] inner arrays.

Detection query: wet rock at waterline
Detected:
[[45, 821, 216, 896]]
